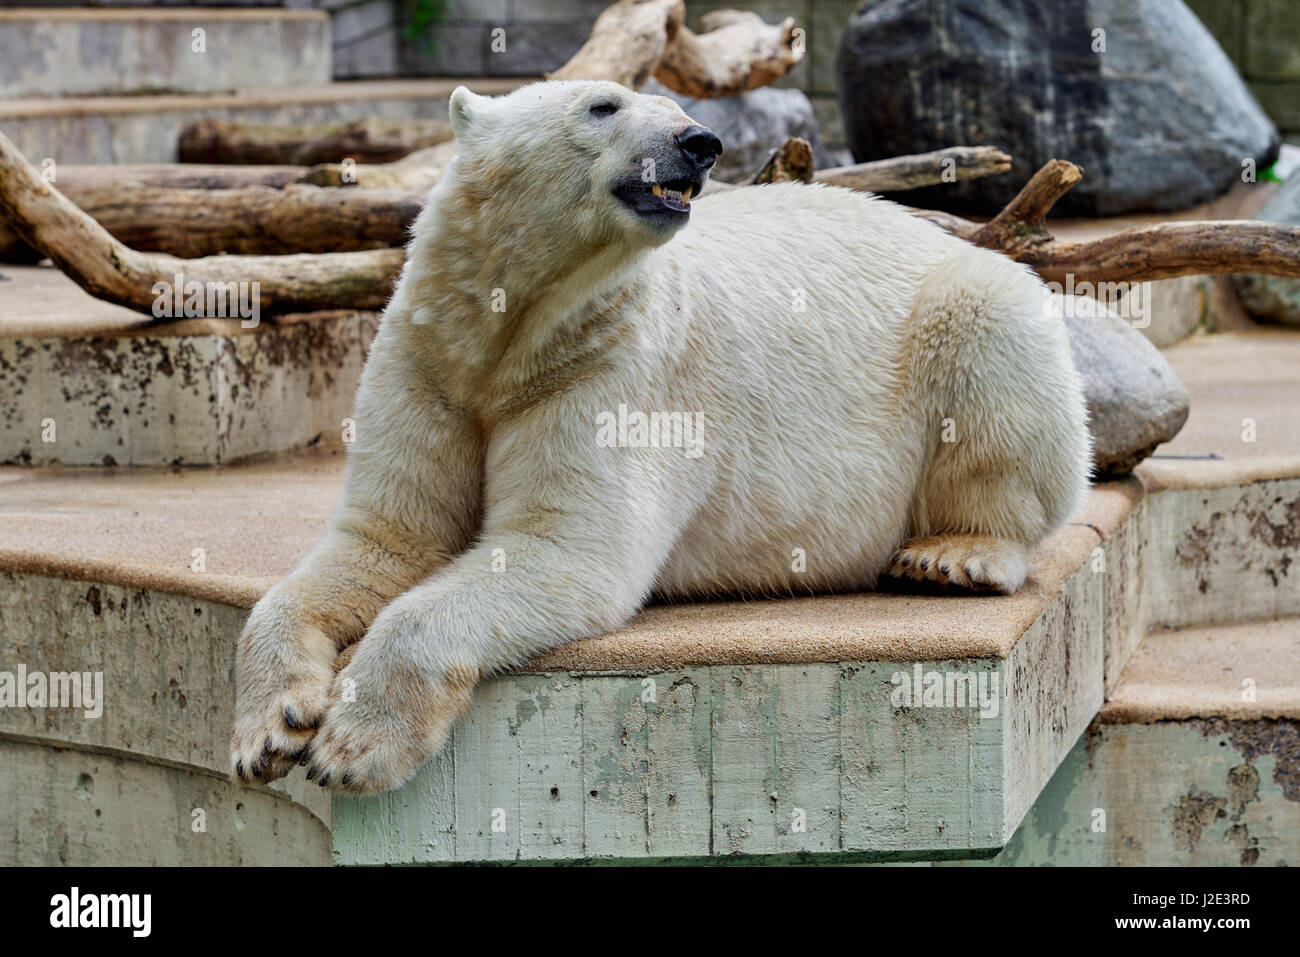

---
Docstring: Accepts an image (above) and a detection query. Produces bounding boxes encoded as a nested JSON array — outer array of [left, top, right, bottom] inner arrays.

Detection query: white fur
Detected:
[[230, 81, 1091, 793]]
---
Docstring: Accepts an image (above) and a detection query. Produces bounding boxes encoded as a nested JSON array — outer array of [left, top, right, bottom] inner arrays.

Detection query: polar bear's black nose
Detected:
[[675, 125, 723, 171]]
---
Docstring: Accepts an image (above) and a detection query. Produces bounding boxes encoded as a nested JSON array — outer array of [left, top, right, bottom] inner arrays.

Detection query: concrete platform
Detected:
[[0, 8, 330, 98], [1, 328, 1296, 863], [0, 265, 379, 466], [0, 76, 527, 165]]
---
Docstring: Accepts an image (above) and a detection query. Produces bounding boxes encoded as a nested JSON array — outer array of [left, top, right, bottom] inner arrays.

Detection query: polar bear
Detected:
[[230, 80, 1090, 794]]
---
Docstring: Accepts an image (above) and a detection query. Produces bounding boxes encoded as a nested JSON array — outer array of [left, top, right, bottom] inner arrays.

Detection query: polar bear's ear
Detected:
[[449, 86, 487, 141]]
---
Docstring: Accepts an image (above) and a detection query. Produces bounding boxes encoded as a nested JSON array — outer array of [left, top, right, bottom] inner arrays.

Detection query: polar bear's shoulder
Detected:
[[675, 181, 961, 269], [693, 181, 954, 242]]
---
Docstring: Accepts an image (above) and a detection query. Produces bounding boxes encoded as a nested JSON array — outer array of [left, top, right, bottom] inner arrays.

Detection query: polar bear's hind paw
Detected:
[[887, 535, 1028, 594]]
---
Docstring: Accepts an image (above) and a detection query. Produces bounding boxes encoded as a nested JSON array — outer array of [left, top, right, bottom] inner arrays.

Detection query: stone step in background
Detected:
[[0, 76, 525, 165], [958, 616, 1300, 867], [0, 8, 331, 98]]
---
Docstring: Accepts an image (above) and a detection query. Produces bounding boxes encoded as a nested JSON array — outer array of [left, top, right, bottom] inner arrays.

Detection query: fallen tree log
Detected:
[[906, 159, 1300, 286], [549, 0, 684, 88], [41, 163, 307, 190], [814, 146, 1013, 192], [179, 116, 455, 165], [0, 182, 421, 259], [654, 10, 803, 98], [0, 131, 403, 315]]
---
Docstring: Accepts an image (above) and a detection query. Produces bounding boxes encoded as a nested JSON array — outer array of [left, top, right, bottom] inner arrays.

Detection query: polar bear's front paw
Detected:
[[887, 535, 1028, 594], [230, 605, 337, 785], [303, 648, 479, 795]]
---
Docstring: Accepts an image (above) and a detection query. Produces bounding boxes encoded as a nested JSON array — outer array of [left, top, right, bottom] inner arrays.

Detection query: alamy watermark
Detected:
[[151, 273, 260, 328], [890, 664, 1001, 719], [0, 665, 103, 719], [1046, 274, 1150, 328], [596, 403, 704, 458]]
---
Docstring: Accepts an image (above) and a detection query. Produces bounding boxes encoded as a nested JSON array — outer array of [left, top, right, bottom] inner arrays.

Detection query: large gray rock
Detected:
[[1232, 174, 1300, 327], [1059, 295, 1190, 477], [837, 0, 1279, 216], [643, 79, 832, 184]]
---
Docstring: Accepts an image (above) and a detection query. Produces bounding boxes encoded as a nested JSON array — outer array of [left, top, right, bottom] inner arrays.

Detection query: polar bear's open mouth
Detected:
[[613, 176, 703, 219]]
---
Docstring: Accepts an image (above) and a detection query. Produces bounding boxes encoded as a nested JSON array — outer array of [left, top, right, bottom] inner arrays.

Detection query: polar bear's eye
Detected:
[[589, 101, 620, 118]]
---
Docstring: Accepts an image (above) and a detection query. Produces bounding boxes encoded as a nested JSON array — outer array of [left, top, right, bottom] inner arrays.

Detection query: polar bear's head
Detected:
[[444, 80, 723, 250]]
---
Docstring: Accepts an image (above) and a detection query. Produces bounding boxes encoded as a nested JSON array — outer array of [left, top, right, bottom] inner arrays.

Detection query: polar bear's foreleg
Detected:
[[231, 345, 483, 784], [299, 442, 689, 794]]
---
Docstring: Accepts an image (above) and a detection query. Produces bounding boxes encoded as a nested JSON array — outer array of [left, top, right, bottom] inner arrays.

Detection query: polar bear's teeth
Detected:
[[651, 185, 692, 209]]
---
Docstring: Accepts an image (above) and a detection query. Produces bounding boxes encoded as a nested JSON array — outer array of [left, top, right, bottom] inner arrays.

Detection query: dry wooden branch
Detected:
[[902, 159, 1300, 285], [969, 158, 1082, 253], [654, 10, 803, 98], [0, 131, 402, 315], [813, 146, 1012, 193], [749, 137, 814, 185], [550, 0, 684, 88], [42, 163, 307, 191], [179, 116, 455, 166], [1, 182, 421, 259], [1002, 220, 1300, 286]]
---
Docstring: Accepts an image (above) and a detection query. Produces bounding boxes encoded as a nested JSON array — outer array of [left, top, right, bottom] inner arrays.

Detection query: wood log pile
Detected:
[[1, 0, 1298, 318]]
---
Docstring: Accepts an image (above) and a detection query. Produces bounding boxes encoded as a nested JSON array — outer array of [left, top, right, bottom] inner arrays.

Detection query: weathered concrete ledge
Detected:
[[961, 615, 1300, 867], [1, 266, 378, 466], [0, 574, 331, 865]]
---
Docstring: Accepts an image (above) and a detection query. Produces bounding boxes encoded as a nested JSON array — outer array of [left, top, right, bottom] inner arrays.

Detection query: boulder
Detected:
[[837, 0, 1279, 216], [642, 79, 832, 184], [1232, 174, 1300, 327], [1058, 294, 1191, 477]]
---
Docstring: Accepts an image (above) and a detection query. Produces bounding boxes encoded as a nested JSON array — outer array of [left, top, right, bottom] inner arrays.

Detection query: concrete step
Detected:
[[0, 76, 527, 165], [959, 617, 1300, 867], [0, 265, 378, 466], [1134, 329, 1300, 633], [0, 8, 331, 99]]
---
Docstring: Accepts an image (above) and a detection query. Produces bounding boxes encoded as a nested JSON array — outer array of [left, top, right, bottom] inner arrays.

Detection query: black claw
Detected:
[[900, 555, 912, 567], [318, 773, 331, 787], [252, 764, 262, 777], [939, 563, 951, 575], [284, 708, 297, 729], [306, 765, 318, 781], [235, 760, 245, 779], [264, 735, 274, 753], [919, 558, 931, 571], [341, 773, 354, 787]]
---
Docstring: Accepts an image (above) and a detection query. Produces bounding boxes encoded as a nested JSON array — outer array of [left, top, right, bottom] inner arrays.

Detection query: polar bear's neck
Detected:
[[396, 168, 654, 380]]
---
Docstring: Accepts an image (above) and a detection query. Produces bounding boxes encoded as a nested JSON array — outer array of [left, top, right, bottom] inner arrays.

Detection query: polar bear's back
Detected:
[[676, 181, 966, 323]]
